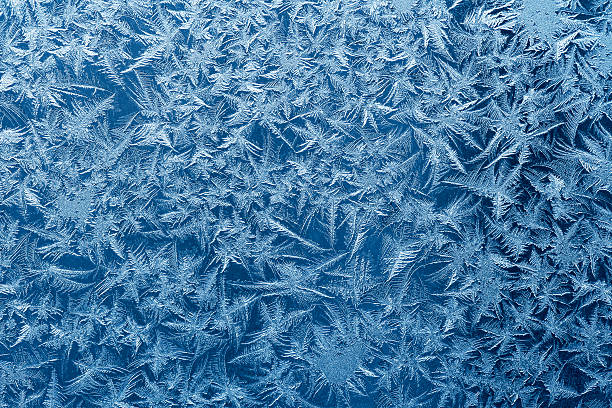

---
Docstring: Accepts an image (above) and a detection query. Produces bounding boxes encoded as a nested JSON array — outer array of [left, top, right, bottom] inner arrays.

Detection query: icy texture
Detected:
[[0, 0, 611, 407]]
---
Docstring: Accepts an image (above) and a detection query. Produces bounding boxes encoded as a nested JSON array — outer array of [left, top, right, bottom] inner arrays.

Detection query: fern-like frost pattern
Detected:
[[0, 0, 611, 407]]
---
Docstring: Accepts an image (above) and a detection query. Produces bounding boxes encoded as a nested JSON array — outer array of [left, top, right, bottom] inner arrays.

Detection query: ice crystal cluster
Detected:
[[0, 0, 611, 407]]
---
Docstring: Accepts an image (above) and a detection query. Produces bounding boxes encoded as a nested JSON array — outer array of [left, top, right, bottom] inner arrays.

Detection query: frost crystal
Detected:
[[0, 0, 611, 407]]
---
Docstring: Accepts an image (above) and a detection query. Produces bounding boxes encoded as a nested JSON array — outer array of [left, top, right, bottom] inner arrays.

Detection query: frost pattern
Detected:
[[0, 0, 611, 407]]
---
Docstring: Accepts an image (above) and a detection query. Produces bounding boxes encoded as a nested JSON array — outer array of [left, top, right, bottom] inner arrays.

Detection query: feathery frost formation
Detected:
[[0, 0, 611, 407]]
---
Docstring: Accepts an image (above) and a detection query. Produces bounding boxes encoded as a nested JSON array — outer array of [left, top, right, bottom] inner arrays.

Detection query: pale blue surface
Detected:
[[0, 1, 611, 407]]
